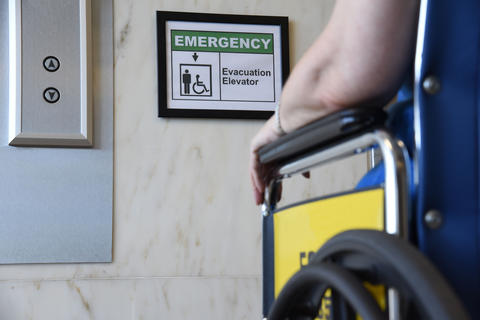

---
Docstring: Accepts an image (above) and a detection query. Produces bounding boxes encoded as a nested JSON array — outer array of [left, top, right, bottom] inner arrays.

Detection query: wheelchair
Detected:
[[258, 1, 479, 319]]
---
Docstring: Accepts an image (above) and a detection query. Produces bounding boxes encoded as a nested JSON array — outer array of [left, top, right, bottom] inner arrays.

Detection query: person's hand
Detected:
[[249, 0, 418, 204], [249, 116, 283, 205]]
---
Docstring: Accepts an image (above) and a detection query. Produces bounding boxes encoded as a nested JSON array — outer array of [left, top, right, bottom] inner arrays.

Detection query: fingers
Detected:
[[250, 170, 264, 205], [254, 187, 264, 206], [250, 155, 283, 206], [249, 116, 284, 205], [250, 148, 266, 205], [249, 153, 263, 190]]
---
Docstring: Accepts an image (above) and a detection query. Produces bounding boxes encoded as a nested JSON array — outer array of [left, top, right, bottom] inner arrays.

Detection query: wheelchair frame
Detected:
[[261, 129, 409, 320], [262, 129, 409, 237]]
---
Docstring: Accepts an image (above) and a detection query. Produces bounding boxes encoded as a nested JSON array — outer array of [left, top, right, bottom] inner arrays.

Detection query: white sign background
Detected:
[[165, 21, 283, 112]]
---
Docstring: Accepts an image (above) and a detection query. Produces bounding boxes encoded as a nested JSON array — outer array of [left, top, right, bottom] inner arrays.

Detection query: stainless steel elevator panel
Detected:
[[0, 0, 113, 264], [9, 0, 92, 147]]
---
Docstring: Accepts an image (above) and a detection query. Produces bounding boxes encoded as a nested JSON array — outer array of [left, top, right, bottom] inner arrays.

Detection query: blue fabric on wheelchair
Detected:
[[416, 1, 480, 317]]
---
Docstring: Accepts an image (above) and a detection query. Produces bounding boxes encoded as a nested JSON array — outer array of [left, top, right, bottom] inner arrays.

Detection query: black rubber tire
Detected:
[[268, 263, 386, 320], [310, 229, 470, 320]]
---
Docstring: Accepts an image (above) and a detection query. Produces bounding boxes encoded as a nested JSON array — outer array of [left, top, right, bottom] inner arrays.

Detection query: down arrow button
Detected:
[[43, 87, 60, 103]]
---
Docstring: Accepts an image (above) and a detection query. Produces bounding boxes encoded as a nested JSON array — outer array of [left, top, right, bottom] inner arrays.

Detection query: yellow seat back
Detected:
[[272, 188, 386, 317]]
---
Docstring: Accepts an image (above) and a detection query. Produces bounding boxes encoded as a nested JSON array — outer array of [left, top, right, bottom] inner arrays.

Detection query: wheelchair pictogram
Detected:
[[192, 74, 210, 94], [180, 64, 212, 97]]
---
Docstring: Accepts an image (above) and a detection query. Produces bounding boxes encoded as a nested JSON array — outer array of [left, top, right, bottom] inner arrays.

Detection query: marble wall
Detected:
[[0, 0, 369, 318]]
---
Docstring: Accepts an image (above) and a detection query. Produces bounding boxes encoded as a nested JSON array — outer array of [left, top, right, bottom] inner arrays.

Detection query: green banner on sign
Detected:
[[171, 30, 274, 54]]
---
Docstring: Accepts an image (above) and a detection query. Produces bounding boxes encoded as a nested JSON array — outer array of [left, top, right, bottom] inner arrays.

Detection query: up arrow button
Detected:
[[43, 56, 60, 72]]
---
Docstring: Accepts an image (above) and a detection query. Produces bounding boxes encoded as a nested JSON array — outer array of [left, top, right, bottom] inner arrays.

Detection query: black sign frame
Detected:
[[156, 11, 290, 119]]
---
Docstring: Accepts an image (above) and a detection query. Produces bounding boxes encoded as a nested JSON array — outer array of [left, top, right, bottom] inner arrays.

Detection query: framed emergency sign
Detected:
[[156, 11, 289, 119]]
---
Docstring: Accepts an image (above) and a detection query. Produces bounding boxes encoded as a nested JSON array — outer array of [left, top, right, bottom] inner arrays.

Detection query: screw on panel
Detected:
[[422, 76, 441, 95], [424, 210, 443, 229]]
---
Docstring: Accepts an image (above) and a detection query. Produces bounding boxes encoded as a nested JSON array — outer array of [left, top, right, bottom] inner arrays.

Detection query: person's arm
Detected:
[[250, 0, 419, 205]]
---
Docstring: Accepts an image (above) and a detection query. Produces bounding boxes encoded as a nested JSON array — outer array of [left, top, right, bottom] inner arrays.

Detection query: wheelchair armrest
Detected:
[[258, 107, 387, 165]]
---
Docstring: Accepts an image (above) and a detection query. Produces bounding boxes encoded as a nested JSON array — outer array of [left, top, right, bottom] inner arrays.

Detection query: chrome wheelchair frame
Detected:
[[261, 130, 410, 320]]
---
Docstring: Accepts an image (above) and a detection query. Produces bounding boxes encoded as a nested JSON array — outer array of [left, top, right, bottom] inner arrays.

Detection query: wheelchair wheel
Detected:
[[269, 230, 470, 320], [268, 262, 386, 320]]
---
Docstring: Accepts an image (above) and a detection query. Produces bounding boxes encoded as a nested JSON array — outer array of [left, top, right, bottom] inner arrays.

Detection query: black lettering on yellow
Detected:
[[299, 250, 316, 268], [300, 251, 308, 267]]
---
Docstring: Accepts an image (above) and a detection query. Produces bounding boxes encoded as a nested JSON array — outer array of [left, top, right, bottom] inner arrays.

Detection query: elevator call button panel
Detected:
[[8, 0, 92, 147]]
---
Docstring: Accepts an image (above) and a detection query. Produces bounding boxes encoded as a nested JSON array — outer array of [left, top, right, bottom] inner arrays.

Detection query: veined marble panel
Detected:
[[0, 0, 365, 285], [0, 277, 260, 319]]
